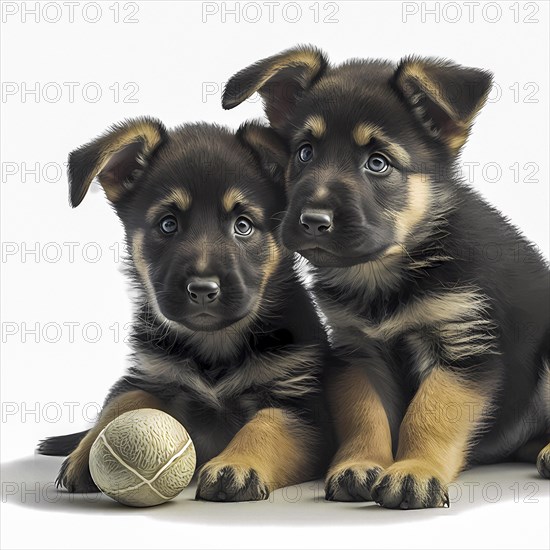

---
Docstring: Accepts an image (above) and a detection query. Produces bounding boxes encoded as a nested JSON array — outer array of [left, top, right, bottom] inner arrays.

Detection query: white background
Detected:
[[1, 1, 549, 549]]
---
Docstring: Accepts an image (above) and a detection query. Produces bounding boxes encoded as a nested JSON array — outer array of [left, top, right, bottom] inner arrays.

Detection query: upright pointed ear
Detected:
[[393, 57, 492, 154], [223, 45, 328, 131], [237, 120, 289, 184], [68, 117, 167, 207]]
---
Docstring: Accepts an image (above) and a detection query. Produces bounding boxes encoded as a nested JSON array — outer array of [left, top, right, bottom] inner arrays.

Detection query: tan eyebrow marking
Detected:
[[352, 122, 382, 146], [303, 115, 326, 139], [145, 188, 191, 223], [222, 187, 265, 222], [222, 188, 246, 213], [352, 122, 411, 166]]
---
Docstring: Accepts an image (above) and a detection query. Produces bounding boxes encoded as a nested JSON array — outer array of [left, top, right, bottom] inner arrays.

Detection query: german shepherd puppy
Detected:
[[37, 117, 333, 501], [223, 46, 550, 508]]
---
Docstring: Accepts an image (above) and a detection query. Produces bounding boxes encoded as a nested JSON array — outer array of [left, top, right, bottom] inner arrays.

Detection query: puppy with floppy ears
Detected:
[[37, 117, 335, 501], [223, 46, 550, 508]]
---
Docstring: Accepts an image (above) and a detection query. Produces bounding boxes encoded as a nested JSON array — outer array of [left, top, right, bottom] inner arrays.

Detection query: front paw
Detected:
[[57, 452, 99, 493], [195, 461, 270, 502], [325, 461, 384, 502], [371, 460, 449, 509]]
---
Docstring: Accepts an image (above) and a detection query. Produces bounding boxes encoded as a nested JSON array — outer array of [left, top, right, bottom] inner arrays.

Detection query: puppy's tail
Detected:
[[36, 430, 90, 456]]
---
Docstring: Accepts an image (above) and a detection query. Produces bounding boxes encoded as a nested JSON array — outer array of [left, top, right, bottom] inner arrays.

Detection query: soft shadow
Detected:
[[1, 455, 548, 525]]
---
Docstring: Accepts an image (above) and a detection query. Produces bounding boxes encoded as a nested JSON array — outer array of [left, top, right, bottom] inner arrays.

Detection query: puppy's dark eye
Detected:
[[365, 153, 390, 173], [298, 144, 313, 163], [159, 215, 178, 235], [234, 216, 253, 236]]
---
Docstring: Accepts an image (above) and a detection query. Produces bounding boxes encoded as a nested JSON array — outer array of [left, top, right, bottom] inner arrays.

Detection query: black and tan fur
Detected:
[[223, 46, 550, 508], [37, 118, 334, 501]]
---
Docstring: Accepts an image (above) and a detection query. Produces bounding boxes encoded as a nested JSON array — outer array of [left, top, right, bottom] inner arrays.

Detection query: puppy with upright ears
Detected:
[[38, 117, 334, 501], [224, 46, 550, 508]]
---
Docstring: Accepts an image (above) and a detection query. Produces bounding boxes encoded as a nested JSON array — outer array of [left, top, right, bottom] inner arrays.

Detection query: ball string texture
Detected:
[[89, 409, 196, 507]]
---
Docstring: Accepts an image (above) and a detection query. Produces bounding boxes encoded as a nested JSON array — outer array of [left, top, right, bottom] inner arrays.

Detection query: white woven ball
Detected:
[[89, 408, 196, 507]]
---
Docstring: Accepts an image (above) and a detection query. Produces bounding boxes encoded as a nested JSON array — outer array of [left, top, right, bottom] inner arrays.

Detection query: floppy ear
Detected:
[[68, 117, 167, 207], [223, 45, 328, 131], [237, 120, 289, 184], [393, 57, 492, 153]]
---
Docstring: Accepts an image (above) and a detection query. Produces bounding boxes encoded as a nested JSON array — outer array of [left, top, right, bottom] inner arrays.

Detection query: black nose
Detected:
[[187, 279, 220, 304], [300, 210, 333, 236]]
